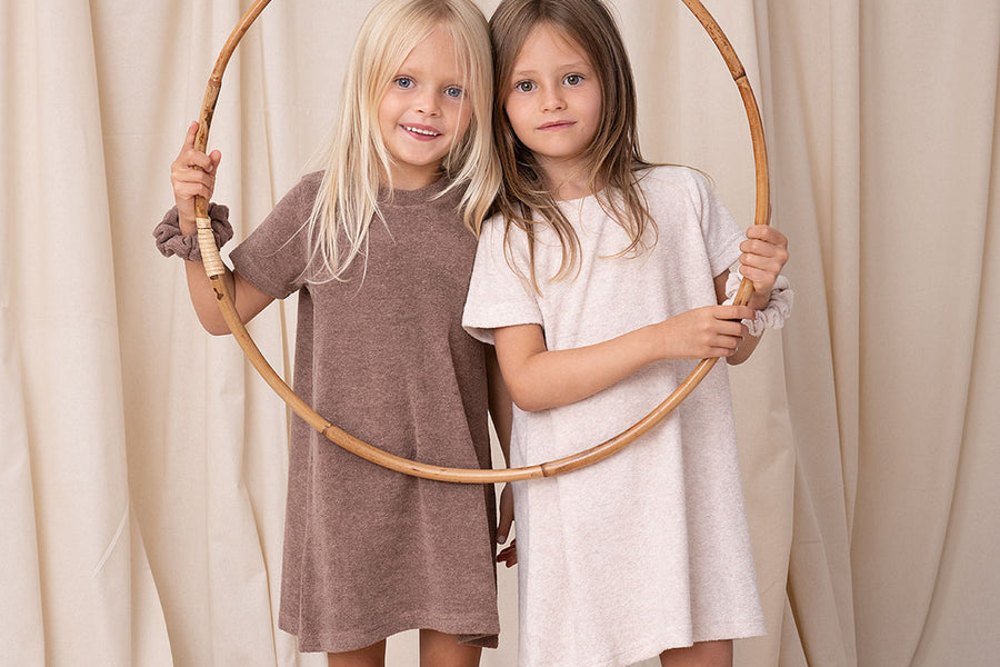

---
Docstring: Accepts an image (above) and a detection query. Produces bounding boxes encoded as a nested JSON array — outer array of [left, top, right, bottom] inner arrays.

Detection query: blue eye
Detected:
[[395, 76, 414, 89], [514, 80, 535, 93], [564, 74, 583, 86], [444, 86, 464, 99]]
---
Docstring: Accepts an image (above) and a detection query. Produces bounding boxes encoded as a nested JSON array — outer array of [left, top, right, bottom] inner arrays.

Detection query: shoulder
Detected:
[[477, 212, 508, 251], [479, 211, 531, 249], [264, 170, 324, 219], [636, 164, 708, 195], [292, 170, 324, 203], [635, 165, 715, 211]]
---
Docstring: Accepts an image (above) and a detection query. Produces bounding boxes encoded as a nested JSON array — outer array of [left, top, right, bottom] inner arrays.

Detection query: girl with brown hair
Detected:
[[463, 0, 792, 665]]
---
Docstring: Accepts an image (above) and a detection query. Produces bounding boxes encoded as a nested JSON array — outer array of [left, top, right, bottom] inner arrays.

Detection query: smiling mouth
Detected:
[[402, 124, 442, 138]]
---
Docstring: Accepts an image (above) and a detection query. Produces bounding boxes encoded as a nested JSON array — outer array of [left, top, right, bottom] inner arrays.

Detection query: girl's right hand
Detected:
[[170, 121, 222, 228], [657, 305, 756, 360]]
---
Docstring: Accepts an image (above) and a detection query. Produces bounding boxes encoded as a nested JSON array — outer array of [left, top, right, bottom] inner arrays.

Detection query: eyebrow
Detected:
[[394, 69, 465, 84], [512, 61, 591, 78]]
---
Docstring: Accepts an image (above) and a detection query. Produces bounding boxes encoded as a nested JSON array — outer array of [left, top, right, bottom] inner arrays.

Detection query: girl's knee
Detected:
[[659, 639, 733, 667], [327, 639, 386, 667], [419, 629, 482, 667]]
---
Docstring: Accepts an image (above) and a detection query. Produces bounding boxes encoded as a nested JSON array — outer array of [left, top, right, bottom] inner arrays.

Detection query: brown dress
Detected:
[[229, 172, 498, 652]]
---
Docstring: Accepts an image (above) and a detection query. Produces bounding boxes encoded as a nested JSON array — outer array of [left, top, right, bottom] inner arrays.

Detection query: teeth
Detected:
[[404, 125, 439, 137]]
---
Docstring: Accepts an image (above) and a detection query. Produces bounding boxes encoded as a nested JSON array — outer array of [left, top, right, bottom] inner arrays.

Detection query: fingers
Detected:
[[715, 305, 756, 323], [183, 121, 198, 150], [175, 121, 220, 173], [740, 228, 789, 286], [171, 121, 221, 205], [745, 225, 788, 248], [737, 264, 778, 287], [172, 164, 216, 193], [497, 484, 514, 544], [710, 307, 750, 356], [496, 540, 518, 568], [661, 306, 755, 361], [694, 307, 751, 356], [740, 245, 787, 272], [176, 121, 202, 161], [175, 148, 216, 174], [173, 179, 216, 202]]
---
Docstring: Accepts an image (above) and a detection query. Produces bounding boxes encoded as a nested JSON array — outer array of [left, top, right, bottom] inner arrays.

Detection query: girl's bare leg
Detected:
[[419, 629, 482, 667], [327, 639, 386, 667], [660, 639, 733, 667]]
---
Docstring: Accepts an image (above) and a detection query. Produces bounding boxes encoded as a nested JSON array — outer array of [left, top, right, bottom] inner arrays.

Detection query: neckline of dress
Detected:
[[379, 175, 450, 207]]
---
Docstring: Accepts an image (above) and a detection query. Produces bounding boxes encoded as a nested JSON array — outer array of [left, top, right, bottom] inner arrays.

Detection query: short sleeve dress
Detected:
[[463, 166, 766, 667], [230, 172, 499, 652]]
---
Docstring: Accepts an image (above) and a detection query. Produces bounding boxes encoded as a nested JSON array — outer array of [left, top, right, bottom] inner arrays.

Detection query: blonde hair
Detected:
[[305, 0, 499, 282], [490, 0, 656, 291]]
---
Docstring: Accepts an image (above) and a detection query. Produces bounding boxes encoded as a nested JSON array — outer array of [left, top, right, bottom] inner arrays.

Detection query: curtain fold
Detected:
[[852, 3, 1000, 666], [2, 0, 997, 665], [1, 0, 172, 664]]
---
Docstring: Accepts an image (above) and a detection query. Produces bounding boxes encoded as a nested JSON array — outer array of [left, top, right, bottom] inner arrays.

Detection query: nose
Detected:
[[541, 85, 566, 113], [414, 89, 441, 117]]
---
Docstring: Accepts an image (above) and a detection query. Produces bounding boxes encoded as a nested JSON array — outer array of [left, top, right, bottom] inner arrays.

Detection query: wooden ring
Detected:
[[193, 0, 769, 484]]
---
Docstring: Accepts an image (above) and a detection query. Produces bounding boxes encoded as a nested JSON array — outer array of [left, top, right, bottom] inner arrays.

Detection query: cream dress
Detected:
[[463, 166, 766, 667]]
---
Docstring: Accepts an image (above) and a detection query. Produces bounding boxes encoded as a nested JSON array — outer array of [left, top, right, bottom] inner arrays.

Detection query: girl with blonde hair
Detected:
[[464, 0, 792, 665], [155, 0, 508, 664]]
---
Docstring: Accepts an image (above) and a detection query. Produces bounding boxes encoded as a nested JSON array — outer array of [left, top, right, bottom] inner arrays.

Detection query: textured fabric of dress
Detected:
[[230, 172, 499, 653], [463, 166, 766, 667]]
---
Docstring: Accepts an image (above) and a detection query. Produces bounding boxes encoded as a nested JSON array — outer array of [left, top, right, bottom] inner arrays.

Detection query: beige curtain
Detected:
[[2, 0, 997, 665]]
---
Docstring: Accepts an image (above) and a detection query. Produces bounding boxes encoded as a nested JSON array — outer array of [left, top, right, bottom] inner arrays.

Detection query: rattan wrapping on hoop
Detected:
[[193, 0, 770, 484]]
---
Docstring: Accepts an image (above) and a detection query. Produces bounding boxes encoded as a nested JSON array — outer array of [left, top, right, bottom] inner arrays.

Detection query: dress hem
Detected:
[[279, 611, 501, 653], [520, 618, 767, 667]]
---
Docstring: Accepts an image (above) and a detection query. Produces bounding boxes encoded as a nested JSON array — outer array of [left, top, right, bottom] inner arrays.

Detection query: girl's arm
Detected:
[[485, 347, 512, 466], [493, 303, 755, 412], [486, 348, 516, 551], [724, 225, 790, 365], [179, 259, 274, 336], [171, 122, 274, 335]]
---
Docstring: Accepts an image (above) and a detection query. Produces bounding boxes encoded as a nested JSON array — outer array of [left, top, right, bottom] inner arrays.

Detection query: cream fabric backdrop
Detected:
[[2, 0, 997, 665]]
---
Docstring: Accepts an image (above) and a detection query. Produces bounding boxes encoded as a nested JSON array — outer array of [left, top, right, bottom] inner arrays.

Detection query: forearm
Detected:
[[182, 256, 238, 335], [178, 216, 267, 335], [498, 325, 662, 412], [726, 289, 768, 365], [486, 349, 513, 465]]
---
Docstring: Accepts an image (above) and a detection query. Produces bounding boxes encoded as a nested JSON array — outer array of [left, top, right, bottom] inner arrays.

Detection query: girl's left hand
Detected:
[[497, 540, 518, 568], [496, 484, 517, 567], [738, 226, 789, 308]]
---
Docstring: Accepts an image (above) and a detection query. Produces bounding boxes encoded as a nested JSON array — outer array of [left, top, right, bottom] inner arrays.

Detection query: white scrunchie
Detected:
[[724, 267, 794, 337]]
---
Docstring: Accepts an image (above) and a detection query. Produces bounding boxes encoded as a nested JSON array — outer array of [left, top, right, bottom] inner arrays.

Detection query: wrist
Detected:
[[178, 215, 198, 236], [745, 277, 794, 336], [153, 203, 233, 261], [649, 321, 678, 362], [748, 290, 771, 311]]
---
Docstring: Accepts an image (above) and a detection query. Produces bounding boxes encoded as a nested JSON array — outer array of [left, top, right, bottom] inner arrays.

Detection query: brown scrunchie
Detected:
[[153, 203, 234, 261]]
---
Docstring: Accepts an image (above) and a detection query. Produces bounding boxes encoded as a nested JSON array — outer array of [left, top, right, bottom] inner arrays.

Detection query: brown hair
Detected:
[[489, 0, 655, 290]]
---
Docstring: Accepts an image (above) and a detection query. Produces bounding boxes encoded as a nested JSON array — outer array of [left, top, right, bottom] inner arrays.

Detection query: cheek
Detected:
[[376, 94, 395, 128], [504, 99, 528, 129], [456, 103, 474, 135], [586, 92, 603, 121]]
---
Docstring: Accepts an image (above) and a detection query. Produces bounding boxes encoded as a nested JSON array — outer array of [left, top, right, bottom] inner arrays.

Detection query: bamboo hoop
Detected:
[[194, 0, 769, 484]]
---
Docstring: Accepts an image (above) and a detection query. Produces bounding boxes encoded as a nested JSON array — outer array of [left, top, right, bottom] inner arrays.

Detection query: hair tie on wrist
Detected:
[[153, 203, 233, 261], [725, 268, 794, 337]]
